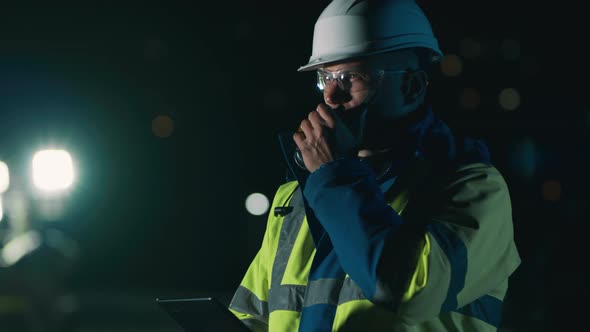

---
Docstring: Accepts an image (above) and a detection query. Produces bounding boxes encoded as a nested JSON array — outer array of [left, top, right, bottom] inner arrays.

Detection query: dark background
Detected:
[[0, 1, 587, 331]]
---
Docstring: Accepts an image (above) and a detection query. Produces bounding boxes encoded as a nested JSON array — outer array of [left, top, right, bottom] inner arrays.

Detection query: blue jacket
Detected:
[[229, 107, 521, 331]]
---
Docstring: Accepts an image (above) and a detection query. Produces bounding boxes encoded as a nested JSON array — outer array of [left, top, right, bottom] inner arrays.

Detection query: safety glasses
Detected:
[[316, 68, 408, 92]]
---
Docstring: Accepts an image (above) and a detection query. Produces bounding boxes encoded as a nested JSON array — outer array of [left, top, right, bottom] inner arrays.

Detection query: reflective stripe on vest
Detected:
[[265, 185, 408, 314]]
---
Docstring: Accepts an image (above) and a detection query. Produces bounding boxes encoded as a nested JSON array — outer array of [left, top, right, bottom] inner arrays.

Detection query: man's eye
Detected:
[[343, 73, 361, 81]]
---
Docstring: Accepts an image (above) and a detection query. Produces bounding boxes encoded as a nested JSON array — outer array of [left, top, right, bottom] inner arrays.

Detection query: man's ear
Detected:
[[403, 70, 428, 102]]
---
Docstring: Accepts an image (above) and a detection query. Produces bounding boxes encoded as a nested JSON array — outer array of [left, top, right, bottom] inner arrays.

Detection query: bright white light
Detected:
[[1, 230, 42, 266], [32, 150, 75, 192], [0, 161, 8, 194], [245, 193, 270, 216]]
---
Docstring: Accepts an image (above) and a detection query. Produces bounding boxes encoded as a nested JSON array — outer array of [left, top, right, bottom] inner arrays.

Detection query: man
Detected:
[[229, 0, 521, 331]]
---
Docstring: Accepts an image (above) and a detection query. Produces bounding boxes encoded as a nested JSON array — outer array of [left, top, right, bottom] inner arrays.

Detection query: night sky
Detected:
[[0, 1, 588, 331]]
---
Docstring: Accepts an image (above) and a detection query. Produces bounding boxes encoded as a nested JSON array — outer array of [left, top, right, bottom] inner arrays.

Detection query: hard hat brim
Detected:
[[297, 45, 443, 72]]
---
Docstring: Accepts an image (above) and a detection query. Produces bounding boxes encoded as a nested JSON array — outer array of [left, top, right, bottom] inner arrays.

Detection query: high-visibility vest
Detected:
[[229, 162, 521, 331]]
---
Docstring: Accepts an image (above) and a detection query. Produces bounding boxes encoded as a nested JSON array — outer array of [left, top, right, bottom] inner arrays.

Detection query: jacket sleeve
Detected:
[[303, 158, 521, 324], [228, 181, 298, 331], [228, 245, 271, 332]]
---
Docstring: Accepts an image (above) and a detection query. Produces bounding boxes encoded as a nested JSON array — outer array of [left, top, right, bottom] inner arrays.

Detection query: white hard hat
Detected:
[[298, 0, 444, 72]]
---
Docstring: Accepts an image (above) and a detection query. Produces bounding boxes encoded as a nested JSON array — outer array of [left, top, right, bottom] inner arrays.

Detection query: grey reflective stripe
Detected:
[[268, 284, 306, 312], [271, 187, 306, 287], [267, 279, 344, 313], [338, 276, 367, 305], [303, 278, 343, 307], [241, 318, 268, 331], [229, 285, 269, 323], [265, 187, 371, 315]]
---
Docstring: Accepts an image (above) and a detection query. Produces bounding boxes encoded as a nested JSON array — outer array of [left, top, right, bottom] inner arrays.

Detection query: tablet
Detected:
[[156, 297, 250, 332]]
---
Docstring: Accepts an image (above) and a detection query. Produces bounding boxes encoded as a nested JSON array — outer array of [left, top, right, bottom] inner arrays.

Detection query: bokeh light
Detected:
[[0, 231, 42, 267], [440, 54, 463, 77], [245, 193, 270, 216], [152, 115, 175, 138], [32, 150, 75, 192], [542, 180, 562, 202], [459, 88, 481, 110], [0, 161, 8, 194], [499, 88, 521, 111]]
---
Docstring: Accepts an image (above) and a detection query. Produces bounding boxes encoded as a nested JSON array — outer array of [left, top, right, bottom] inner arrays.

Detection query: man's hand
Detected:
[[293, 103, 358, 173]]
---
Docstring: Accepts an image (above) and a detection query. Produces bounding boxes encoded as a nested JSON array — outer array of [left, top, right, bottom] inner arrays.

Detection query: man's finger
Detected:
[[293, 131, 305, 148], [299, 119, 313, 138], [308, 111, 326, 133], [316, 104, 336, 128]]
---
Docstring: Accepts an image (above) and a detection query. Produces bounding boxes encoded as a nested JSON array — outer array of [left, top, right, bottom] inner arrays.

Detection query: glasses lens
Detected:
[[316, 69, 377, 92], [338, 72, 353, 91], [316, 70, 331, 90]]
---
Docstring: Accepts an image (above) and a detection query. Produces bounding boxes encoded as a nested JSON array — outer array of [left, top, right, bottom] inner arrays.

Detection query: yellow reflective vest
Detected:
[[229, 160, 521, 331]]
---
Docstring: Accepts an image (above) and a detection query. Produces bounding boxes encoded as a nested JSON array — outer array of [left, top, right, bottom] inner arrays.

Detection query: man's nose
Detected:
[[323, 80, 351, 106]]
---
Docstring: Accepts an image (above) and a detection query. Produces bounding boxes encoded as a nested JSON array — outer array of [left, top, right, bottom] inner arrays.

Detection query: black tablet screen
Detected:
[[157, 297, 250, 332]]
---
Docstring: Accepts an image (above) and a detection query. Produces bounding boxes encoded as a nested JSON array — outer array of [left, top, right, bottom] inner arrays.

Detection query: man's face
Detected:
[[320, 60, 378, 112]]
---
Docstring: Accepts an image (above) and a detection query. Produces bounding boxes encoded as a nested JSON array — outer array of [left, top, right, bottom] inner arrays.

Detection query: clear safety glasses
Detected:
[[316, 68, 409, 92]]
